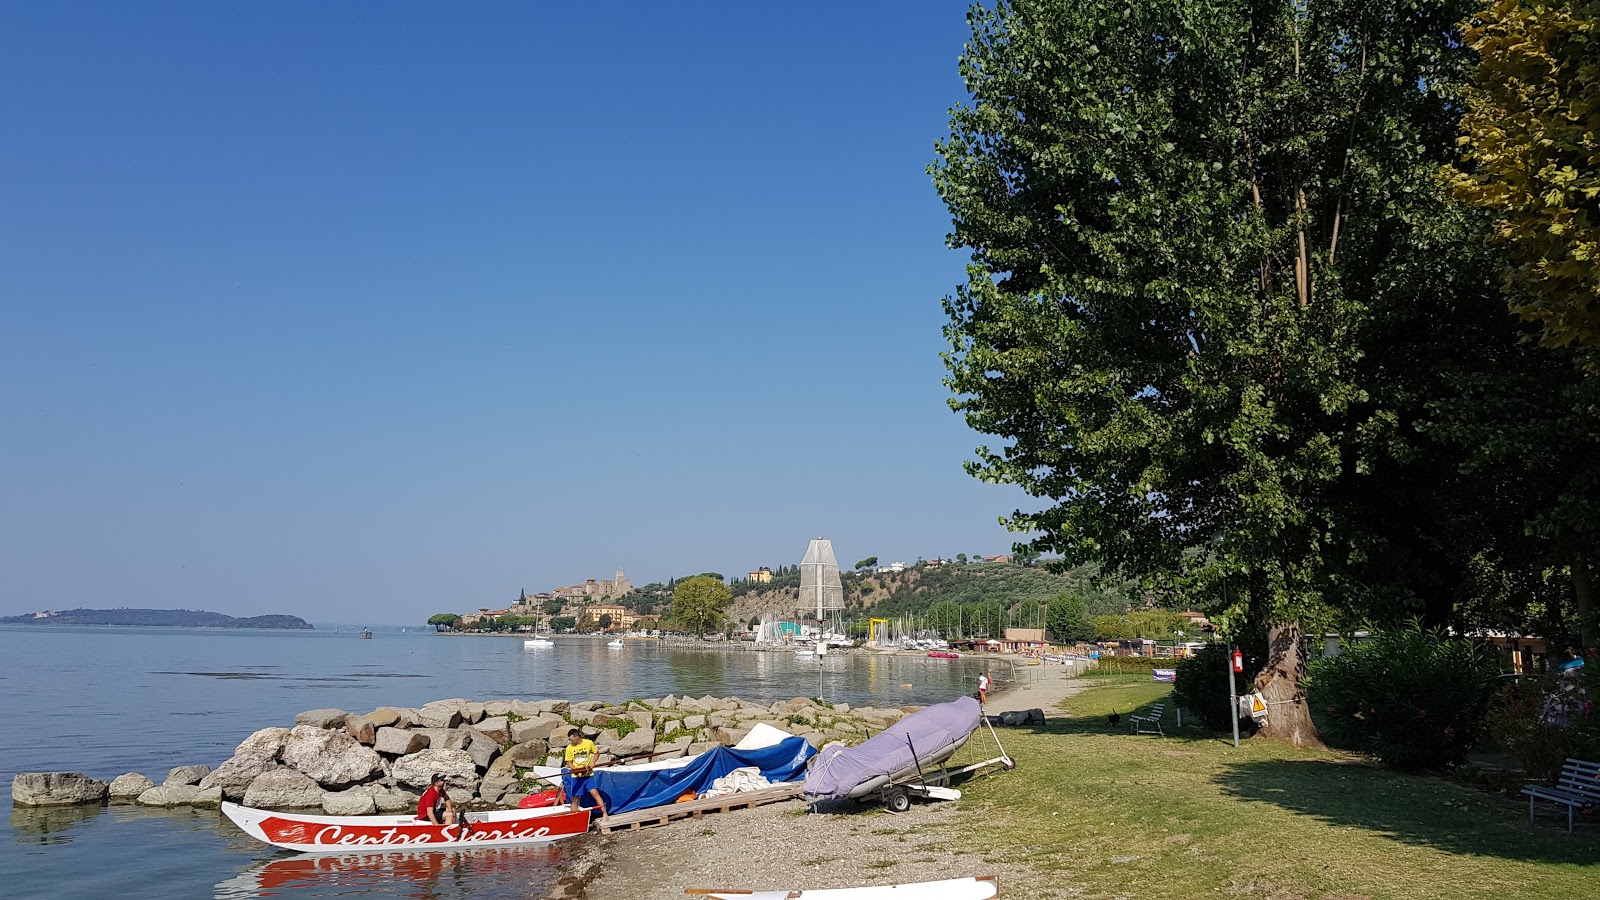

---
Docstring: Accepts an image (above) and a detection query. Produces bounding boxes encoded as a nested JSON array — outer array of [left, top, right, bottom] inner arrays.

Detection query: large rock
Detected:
[[536, 699, 569, 715], [281, 724, 384, 789], [606, 728, 655, 758], [419, 700, 467, 729], [461, 701, 486, 724], [295, 708, 349, 729], [243, 768, 323, 809], [375, 727, 429, 757], [714, 726, 750, 746], [321, 789, 377, 816], [504, 739, 547, 766], [371, 788, 417, 814], [346, 717, 377, 746], [464, 731, 500, 770], [472, 716, 511, 745], [236, 726, 292, 758], [390, 749, 477, 791], [12, 772, 108, 807], [415, 727, 470, 751], [137, 783, 200, 807], [652, 736, 694, 759], [108, 773, 155, 803], [571, 701, 605, 712], [484, 699, 541, 718], [199, 751, 279, 802], [192, 785, 224, 808], [164, 764, 211, 786], [510, 715, 566, 744], [682, 714, 707, 731], [365, 707, 404, 728]]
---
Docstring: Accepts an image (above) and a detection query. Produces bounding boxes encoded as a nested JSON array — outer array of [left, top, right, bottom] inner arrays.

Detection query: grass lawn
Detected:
[[947, 674, 1599, 900]]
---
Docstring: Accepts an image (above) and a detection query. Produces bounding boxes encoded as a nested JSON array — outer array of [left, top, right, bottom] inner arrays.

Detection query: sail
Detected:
[[798, 538, 844, 617]]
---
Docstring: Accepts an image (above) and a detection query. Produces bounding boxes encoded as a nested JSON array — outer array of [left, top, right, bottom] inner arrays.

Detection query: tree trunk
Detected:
[[1254, 621, 1325, 748], [1572, 550, 1598, 650]]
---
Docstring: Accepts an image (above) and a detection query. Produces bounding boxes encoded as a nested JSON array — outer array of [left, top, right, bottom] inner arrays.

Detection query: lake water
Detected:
[[1, 625, 984, 898]]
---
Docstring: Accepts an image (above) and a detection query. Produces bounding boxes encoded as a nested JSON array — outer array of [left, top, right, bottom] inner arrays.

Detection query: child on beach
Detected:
[[978, 671, 991, 706]]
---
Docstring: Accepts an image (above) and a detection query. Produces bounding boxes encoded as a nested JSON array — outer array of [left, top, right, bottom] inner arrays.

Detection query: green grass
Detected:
[[944, 676, 1599, 900]]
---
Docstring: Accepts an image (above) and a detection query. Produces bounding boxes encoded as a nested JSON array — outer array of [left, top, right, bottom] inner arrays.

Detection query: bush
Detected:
[[1171, 643, 1266, 732], [1094, 656, 1176, 673], [1487, 655, 1600, 782], [1306, 624, 1501, 771]]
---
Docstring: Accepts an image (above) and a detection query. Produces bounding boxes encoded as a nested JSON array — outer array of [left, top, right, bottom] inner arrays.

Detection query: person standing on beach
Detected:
[[563, 727, 608, 816], [978, 670, 991, 706]]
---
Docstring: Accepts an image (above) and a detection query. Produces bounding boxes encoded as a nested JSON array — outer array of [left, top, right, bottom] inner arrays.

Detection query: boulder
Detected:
[[137, 783, 200, 807], [571, 700, 605, 712], [164, 764, 211, 786], [682, 714, 707, 731], [12, 772, 108, 807], [484, 699, 540, 718], [464, 731, 500, 770], [472, 716, 511, 745], [580, 725, 600, 739], [198, 751, 279, 802], [802, 732, 827, 750], [510, 715, 565, 744], [660, 719, 681, 735], [628, 711, 653, 730], [414, 727, 470, 751], [108, 772, 155, 803], [714, 726, 750, 746], [504, 739, 548, 766], [281, 724, 384, 789], [446, 786, 474, 804], [243, 768, 323, 809], [833, 703, 851, 714], [461, 701, 486, 724], [536, 699, 569, 715], [391, 749, 477, 791], [235, 726, 292, 758], [501, 793, 528, 808], [419, 700, 465, 729], [658, 694, 679, 709], [371, 788, 417, 814], [295, 708, 349, 729], [346, 717, 377, 746], [652, 736, 694, 759], [375, 726, 429, 757], [321, 789, 377, 816], [479, 772, 518, 804], [609, 728, 655, 758], [365, 707, 404, 728], [192, 785, 224, 808]]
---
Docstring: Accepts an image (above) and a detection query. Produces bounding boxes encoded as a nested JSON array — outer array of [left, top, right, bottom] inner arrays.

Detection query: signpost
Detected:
[[1227, 645, 1242, 749]]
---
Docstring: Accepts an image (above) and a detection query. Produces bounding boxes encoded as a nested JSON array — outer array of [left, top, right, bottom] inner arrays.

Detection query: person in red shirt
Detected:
[[416, 773, 459, 827]]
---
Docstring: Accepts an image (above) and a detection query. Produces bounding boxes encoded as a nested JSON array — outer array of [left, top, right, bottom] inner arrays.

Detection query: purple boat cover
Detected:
[[802, 695, 981, 799]]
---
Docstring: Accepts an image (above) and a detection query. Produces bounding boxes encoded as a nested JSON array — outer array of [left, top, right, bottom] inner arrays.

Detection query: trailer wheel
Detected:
[[885, 789, 911, 813], [1002, 758, 1017, 771]]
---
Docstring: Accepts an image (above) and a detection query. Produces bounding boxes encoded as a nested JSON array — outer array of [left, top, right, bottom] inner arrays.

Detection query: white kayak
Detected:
[[686, 875, 998, 899]]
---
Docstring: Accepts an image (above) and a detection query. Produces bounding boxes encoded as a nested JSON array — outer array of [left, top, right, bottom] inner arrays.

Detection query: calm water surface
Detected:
[[2, 625, 985, 898]]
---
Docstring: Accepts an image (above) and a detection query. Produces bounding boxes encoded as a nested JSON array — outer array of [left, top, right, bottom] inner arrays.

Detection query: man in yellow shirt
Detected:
[[563, 727, 607, 815]]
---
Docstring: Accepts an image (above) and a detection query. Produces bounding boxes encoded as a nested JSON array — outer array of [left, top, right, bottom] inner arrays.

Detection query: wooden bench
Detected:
[[1129, 702, 1165, 737], [1522, 757, 1600, 832]]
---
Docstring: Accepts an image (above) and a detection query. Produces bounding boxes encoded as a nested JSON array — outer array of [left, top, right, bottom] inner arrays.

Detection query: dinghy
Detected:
[[220, 801, 591, 852], [685, 875, 999, 898]]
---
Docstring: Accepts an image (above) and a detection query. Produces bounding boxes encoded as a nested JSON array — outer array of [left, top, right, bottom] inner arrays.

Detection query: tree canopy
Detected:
[[670, 575, 732, 637]]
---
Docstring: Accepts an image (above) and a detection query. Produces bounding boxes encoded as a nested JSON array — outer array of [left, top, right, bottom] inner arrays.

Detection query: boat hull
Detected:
[[220, 801, 591, 853], [690, 875, 998, 899]]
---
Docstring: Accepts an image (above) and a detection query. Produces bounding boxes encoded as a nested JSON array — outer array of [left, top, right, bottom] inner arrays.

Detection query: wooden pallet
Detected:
[[593, 781, 806, 833]]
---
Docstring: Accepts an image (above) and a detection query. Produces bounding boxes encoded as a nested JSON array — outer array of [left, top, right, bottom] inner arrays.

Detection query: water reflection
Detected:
[[10, 803, 103, 844], [215, 846, 564, 899]]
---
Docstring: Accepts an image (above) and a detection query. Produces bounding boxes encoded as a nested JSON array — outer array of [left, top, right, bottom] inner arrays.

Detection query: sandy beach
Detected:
[[557, 663, 1090, 899]]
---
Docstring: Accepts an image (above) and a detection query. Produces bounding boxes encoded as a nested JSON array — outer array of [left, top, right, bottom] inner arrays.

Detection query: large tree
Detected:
[[935, 0, 1495, 744], [670, 575, 732, 637]]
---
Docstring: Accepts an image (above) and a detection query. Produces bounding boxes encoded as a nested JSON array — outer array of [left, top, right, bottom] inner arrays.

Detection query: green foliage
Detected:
[[855, 557, 878, 571], [427, 613, 461, 632], [549, 616, 577, 632], [597, 613, 613, 630], [1094, 656, 1177, 674], [545, 599, 564, 616], [1093, 610, 1186, 640], [1045, 593, 1094, 643], [1172, 644, 1266, 733], [671, 575, 732, 636], [1306, 624, 1502, 770]]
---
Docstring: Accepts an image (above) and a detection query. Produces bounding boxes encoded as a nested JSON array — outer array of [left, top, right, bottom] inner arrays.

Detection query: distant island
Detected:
[[0, 608, 314, 629]]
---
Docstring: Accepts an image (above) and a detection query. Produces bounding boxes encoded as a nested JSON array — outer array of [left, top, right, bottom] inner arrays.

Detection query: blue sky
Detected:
[[1, 1, 1029, 623]]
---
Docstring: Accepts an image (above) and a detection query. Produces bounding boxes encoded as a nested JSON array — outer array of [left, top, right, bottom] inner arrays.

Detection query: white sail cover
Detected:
[[798, 538, 844, 616]]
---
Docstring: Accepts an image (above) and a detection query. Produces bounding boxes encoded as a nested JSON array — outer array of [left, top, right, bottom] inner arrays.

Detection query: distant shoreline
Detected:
[[0, 608, 313, 629]]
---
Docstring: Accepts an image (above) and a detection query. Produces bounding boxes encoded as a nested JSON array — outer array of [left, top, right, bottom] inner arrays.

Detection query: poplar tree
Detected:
[[935, 0, 1490, 743]]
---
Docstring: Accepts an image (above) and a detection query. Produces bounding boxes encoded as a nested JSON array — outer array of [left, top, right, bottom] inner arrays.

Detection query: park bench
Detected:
[[1129, 702, 1165, 737], [1521, 757, 1600, 833]]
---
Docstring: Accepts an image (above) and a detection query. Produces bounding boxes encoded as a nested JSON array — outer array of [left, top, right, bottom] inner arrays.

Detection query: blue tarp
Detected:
[[562, 736, 816, 816]]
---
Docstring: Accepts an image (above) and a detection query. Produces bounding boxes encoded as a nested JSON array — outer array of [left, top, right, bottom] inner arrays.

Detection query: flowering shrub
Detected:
[[1305, 624, 1501, 770]]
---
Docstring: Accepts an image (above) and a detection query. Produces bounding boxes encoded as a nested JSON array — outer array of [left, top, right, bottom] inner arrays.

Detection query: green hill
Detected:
[[1, 608, 314, 629]]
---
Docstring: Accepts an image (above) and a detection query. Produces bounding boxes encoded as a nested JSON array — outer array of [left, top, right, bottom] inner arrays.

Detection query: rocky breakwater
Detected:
[[10, 695, 910, 816]]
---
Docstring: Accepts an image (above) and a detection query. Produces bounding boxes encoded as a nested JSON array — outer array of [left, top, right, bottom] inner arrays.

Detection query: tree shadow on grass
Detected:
[[1212, 758, 1600, 865]]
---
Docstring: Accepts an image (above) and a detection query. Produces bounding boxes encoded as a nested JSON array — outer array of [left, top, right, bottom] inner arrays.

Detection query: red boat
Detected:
[[927, 651, 962, 659], [220, 801, 591, 852]]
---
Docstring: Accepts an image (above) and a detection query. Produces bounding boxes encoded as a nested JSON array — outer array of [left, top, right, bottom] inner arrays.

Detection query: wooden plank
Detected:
[[595, 781, 805, 833]]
